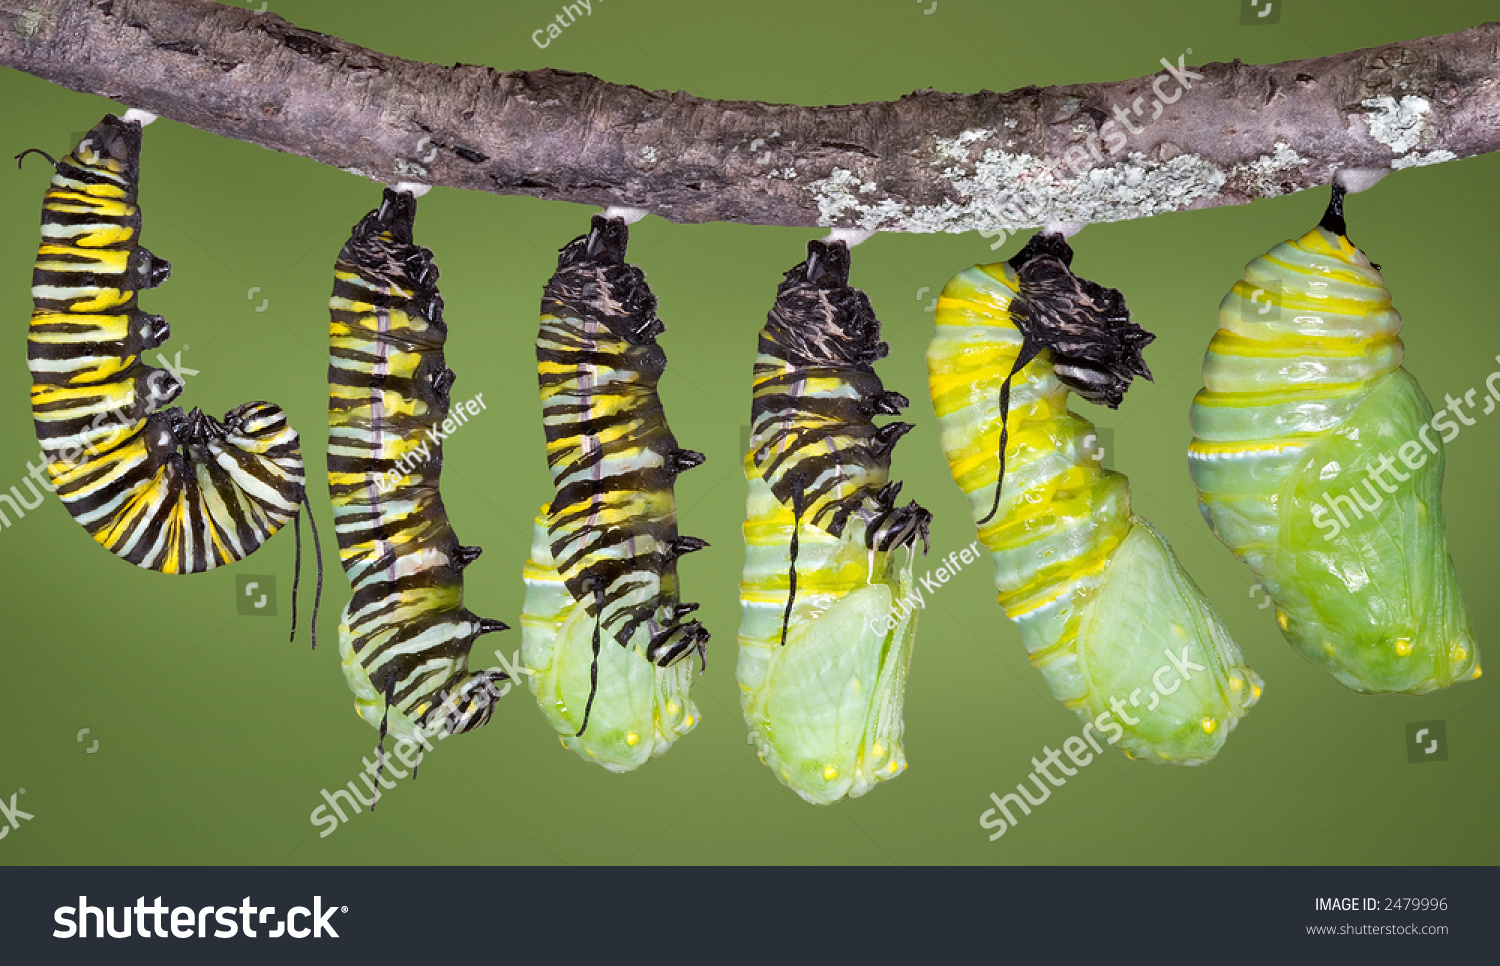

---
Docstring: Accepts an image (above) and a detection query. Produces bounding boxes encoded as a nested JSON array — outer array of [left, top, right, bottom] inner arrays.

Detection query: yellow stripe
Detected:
[[1206, 328, 1396, 358]]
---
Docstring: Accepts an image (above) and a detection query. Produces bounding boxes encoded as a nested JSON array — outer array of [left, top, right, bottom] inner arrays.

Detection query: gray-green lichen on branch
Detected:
[[2, 0, 1497, 233]]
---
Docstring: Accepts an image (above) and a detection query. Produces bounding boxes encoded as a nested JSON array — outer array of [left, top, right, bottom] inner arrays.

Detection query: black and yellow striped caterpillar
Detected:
[[23, 113, 320, 638], [521, 215, 708, 772], [737, 238, 932, 804], [328, 188, 508, 746]]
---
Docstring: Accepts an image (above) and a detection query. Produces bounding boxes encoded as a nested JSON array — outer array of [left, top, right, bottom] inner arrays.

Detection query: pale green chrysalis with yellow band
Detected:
[[927, 233, 1261, 764], [521, 510, 700, 772], [1189, 187, 1481, 694], [738, 453, 922, 804]]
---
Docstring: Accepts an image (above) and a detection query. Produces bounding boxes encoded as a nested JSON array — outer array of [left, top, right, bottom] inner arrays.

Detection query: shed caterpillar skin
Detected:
[[927, 233, 1261, 764], [1188, 188, 1481, 694], [738, 239, 931, 804], [328, 189, 508, 745], [522, 215, 708, 772], [25, 115, 311, 579]]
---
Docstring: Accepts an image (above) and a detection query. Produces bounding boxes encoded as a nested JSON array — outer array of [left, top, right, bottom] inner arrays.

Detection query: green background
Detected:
[[1, 0, 1496, 865]]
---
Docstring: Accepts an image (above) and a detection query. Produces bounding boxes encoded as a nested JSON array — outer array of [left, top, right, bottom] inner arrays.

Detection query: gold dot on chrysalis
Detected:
[[666, 701, 679, 715], [1276, 610, 1289, 631], [872, 742, 885, 758], [1252, 683, 1264, 700], [1473, 666, 1483, 679], [822, 765, 839, 781], [1230, 676, 1243, 692], [1200, 717, 1217, 734], [625, 731, 640, 747], [1454, 645, 1468, 662], [1394, 638, 1413, 657]]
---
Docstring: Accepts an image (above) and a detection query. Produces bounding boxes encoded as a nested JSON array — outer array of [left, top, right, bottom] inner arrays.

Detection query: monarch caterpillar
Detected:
[[737, 238, 931, 804], [926, 231, 1261, 764], [1188, 185, 1481, 694], [521, 215, 709, 772], [23, 113, 320, 639], [328, 188, 509, 748]]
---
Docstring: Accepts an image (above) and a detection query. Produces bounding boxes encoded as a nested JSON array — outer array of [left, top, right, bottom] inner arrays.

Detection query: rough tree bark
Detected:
[[2, 0, 1497, 233]]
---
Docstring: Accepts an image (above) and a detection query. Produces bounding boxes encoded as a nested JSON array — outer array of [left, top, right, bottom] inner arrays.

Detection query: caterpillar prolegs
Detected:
[[737, 239, 931, 805], [23, 114, 321, 638], [927, 232, 1261, 764], [1188, 186, 1481, 694], [327, 189, 509, 745], [521, 216, 708, 773]]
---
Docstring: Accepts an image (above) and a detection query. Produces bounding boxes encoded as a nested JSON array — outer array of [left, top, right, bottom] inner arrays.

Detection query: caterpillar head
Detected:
[[646, 612, 711, 667], [1007, 232, 1154, 408], [422, 669, 510, 736], [187, 404, 306, 506], [218, 402, 301, 457], [763, 239, 888, 370], [866, 481, 933, 554]]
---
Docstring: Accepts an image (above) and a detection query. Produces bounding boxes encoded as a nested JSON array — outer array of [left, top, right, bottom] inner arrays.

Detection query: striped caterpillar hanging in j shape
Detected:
[[328, 188, 509, 747], [1189, 185, 1481, 694], [521, 215, 709, 773], [927, 232, 1260, 764], [22, 113, 320, 640], [738, 238, 931, 805]]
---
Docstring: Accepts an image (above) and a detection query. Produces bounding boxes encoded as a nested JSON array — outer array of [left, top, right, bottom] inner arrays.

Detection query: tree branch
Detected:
[[3, 0, 1498, 233]]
